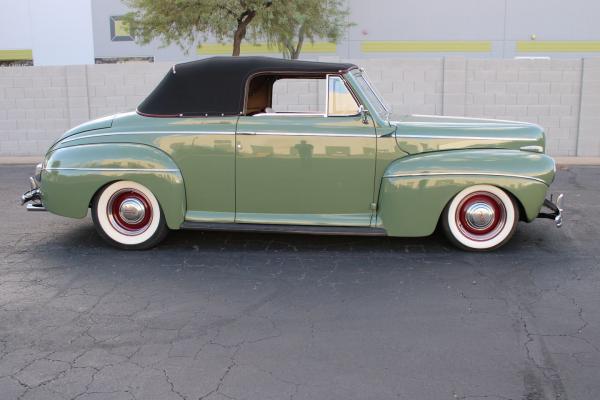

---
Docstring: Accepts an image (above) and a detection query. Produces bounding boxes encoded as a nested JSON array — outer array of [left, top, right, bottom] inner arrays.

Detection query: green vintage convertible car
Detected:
[[21, 56, 563, 250]]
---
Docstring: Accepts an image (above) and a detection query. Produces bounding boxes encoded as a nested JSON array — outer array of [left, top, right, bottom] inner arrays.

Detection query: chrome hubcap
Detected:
[[456, 191, 507, 241], [465, 202, 495, 230], [118, 198, 146, 224], [106, 189, 153, 236]]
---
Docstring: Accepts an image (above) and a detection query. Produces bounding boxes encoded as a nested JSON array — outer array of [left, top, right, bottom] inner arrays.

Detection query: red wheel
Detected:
[[92, 181, 169, 250], [107, 189, 154, 235], [442, 185, 519, 251], [455, 191, 507, 242]]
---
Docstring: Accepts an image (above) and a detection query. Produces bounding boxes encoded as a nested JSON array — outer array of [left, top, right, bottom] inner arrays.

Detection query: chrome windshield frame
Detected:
[[353, 68, 392, 123]]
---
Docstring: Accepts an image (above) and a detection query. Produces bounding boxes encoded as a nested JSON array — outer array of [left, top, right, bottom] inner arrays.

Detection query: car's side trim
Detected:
[[237, 131, 375, 138], [383, 172, 548, 185], [63, 130, 536, 142], [180, 221, 387, 236], [44, 167, 179, 173], [396, 134, 534, 141], [60, 131, 234, 143], [60, 130, 377, 142], [409, 114, 538, 125]]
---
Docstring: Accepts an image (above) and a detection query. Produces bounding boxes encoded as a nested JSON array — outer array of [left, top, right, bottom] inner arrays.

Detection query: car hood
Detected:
[[59, 114, 115, 139], [391, 115, 545, 154], [49, 113, 136, 152]]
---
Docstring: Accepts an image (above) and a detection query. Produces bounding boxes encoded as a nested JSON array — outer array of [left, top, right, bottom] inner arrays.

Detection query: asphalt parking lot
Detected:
[[1, 164, 599, 400]]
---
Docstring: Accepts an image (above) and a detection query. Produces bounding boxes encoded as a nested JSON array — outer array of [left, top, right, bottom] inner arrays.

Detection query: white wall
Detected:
[[29, 0, 94, 65], [0, 0, 33, 50], [0, 0, 94, 65]]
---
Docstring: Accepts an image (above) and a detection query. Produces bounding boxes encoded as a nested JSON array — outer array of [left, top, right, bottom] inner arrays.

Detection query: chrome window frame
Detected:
[[351, 69, 391, 122], [247, 73, 364, 119], [325, 74, 361, 118]]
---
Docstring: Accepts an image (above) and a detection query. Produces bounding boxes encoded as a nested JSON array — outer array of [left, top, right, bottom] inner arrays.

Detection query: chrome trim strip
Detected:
[[238, 131, 374, 138], [395, 134, 534, 141], [383, 172, 548, 185], [409, 114, 537, 125], [44, 167, 179, 173], [60, 130, 377, 142], [61, 131, 234, 143], [180, 221, 386, 236], [59, 130, 532, 145], [252, 112, 326, 117]]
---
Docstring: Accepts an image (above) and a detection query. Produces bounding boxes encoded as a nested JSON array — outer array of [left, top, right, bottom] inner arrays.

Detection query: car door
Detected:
[[235, 75, 377, 226]]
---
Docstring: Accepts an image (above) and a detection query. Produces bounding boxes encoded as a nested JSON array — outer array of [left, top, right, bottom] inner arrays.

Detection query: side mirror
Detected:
[[358, 105, 369, 125]]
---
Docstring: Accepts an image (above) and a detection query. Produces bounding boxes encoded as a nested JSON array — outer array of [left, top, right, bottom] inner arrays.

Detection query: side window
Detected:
[[327, 76, 359, 116], [271, 78, 325, 113]]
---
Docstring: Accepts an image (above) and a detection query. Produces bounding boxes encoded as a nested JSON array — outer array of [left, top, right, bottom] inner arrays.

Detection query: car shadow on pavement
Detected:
[[29, 217, 563, 273]]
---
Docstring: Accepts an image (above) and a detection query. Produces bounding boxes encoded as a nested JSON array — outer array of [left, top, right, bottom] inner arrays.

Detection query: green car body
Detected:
[[23, 57, 562, 249]]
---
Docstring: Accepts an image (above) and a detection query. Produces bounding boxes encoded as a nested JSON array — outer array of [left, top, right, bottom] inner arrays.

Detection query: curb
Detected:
[[554, 157, 600, 166], [0, 157, 42, 165]]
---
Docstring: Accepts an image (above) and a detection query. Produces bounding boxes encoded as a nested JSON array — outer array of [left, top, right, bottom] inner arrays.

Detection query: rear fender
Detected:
[[41, 143, 186, 229]]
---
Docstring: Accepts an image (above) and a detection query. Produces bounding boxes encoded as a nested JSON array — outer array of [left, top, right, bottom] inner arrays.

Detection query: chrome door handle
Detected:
[[237, 131, 256, 135]]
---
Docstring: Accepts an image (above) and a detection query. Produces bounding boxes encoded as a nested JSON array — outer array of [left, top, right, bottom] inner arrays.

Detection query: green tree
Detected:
[[122, 0, 273, 56], [260, 0, 352, 59]]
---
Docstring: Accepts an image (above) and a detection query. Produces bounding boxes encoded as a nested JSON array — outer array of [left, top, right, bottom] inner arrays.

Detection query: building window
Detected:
[[110, 16, 133, 42]]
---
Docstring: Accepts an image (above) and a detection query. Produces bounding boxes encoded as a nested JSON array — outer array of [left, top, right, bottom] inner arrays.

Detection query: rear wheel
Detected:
[[92, 181, 169, 250], [442, 185, 519, 251]]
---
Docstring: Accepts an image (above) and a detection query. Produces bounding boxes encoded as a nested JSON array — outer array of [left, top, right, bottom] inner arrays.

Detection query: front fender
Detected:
[[41, 143, 186, 229], [377, 149, 555, 237]]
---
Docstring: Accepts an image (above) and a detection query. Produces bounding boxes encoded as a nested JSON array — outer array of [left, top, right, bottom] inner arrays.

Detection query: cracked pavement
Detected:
[[1, 164, 599, 400]]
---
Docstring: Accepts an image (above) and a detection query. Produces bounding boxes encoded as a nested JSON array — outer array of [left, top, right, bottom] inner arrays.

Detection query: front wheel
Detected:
[[92, 181, 169, 250], [442, 185, 519, 251]]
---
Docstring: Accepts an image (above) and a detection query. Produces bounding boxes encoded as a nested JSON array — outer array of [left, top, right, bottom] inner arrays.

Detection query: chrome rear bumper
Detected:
[[537, 193, 564, 227], [21, 168, 46, 211], [26, 202, 46, 211]]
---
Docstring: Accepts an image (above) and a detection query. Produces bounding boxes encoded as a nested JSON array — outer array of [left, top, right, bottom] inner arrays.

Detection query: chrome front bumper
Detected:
[[537, 193, 564, 227]]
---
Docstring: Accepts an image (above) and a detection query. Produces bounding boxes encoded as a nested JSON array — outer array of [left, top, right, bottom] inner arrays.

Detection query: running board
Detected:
[[180, 221, 387, 236]]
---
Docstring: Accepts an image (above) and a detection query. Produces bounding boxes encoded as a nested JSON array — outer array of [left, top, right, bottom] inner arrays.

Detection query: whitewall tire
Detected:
[[92, 181, 169, 250], [442, 185, 519, 251]]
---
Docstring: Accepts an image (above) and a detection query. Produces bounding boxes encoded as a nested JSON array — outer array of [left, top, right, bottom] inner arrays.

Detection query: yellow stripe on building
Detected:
[[0, 49, 33, 61], [517, 41, 600, 52], [302, 42, 337, 53], [361, 41, 492, 53], [197, 42, 336, 55]]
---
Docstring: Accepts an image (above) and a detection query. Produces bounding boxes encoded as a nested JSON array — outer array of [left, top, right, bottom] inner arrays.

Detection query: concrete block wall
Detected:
[[272, 59, 444, 116], [0, 66, 70, 155], [579, 58, 600, 157], [461, 59, 583, 156], [272, 79, 324, 112], [0, 62, 167, 156], [353, 59, 444, 116], [0, 58, 599, 157], [85, 63, 166, 119]]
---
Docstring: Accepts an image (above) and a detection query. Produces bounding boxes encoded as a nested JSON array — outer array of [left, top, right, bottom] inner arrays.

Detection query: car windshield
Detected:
[[351, 69, 391, 121]]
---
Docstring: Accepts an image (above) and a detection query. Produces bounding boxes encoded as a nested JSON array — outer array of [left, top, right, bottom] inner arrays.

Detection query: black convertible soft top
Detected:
[[137, 56, 357, 117]]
